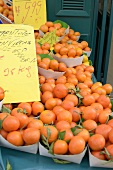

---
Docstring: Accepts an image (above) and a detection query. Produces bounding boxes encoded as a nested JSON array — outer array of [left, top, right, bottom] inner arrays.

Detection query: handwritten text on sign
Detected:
[[0, 24, 40, 103], [13, 0, 47, 30]]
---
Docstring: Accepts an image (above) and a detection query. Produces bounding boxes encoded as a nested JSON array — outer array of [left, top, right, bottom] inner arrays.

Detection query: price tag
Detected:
[[0, 24, 40, 103], [13, 0, 47, 30]]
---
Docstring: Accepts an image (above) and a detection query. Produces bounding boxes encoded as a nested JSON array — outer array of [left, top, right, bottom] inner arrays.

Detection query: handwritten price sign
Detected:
[[0, 24, 40, 103], [13, 0, 47, 30]]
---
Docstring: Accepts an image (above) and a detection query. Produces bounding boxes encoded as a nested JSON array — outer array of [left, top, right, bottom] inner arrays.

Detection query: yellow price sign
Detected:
[[0, 24, 40, 103], [38, 30, 58, 49], [13, 0, 47, 30]]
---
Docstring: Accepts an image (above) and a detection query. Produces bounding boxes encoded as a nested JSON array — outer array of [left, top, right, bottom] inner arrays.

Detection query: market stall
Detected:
[[0, 0, 113, 170]]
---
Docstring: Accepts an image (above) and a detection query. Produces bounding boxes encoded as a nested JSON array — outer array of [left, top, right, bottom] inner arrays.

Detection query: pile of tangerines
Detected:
[[0, 18, 113, 163], [0, 0, 14, 22], [0, 62, 113, 161]]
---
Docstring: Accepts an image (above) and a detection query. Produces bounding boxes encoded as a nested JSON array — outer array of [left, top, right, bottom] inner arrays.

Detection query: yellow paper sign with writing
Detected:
[[38, 30, 58, 50], [13, 0, 47, 30], [0, 24, 40, 103]]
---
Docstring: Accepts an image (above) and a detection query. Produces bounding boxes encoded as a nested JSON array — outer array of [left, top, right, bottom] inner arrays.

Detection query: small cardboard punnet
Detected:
[[39, 143, 87, 164], [53, 55, 84, 68], [0, 100, 3, 111], [0, 135, 39, 154], [89, 147, 113, 168], [38, 67, 65, 79]]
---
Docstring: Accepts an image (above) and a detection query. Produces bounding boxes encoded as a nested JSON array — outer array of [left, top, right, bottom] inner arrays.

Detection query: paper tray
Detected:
[[39, 143, 87, 164], [53, 55, 84, 68], [38, 67, 65, 79], [0, 135, 39, 154], [89, 147, 113, 168]]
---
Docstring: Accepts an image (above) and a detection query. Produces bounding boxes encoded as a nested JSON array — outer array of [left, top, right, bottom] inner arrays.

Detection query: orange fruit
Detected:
[[46, 78, 55, 84], [68, 48, 76, 57], [45, 21, 54, 27], [39, 75, 46, 84], [61, 100, 74, 111], [53, 140, 68, 155], [107, 119, 113, 128], [32, 101, 44, 116], [27, 119, 43, 130], [102, 84, 112, 94], [95, 124, 112, 141], [23, 128, 40, 145], [2, 115, 20, 132], [65, 94, 78, 106], [45, 98, 57, 110], [91, 151, 106, 160], [82, 94, 95, 106], [97, 95, 110, 108], [77, 128, 90, 142], [105, 145, 113, 160], [93, 87, 106, 95], [92, 93, 100, 101], [55, 120, 71, 131], [55, 76, 66, 84], [40, 125, 58, 143], [108, 128, 113, 143], [13, 112, 29, 129], [82, 119, 97, 132], [67, 77, 78, 86], [98, 110, 111, 124], [49, 60, 59, 71], [57, 109, 72, 123], [7, 131, 24, 146], [58, 62, 67, 72], [40, 24, 48, 33], [69, 107, 81, 122], [17, 102, 32, 116], [53, 84, 68, 99], [88, 134, 105, 151], [69, 136, 86, 154], [41, 91, 53, 104], [82, 106, 97, 121], [52, 106, 65, 116], [0, 129, 8, 139], [42, 43, 50, 50], [40, 110, 56, 124], [54, 98, 62, 106]]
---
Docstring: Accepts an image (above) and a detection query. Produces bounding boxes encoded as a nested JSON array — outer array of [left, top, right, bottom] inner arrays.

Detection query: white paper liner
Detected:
[[0, 135, 39, 154], [83, 50, 92, 57], [88, 147, 113, 168], [38, 67, 65, 79], [76, 36, 80, 42], [39, 26, 69, 42], [39, 143, 87, 164], [53, 55, 84, 68], [0, 100, 3, 111], [0, 13, 13, 24]]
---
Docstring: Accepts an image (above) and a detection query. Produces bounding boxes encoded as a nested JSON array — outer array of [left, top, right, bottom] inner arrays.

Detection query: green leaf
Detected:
[[53, 158, 71, 164], [41, 135, 49, 149], [48, 142, 54, 155], [39, 54, 54, 60], [73, 129, 82, 136], [53, 20, 68, 29], [58, 131, 66, 140], [6, 160, 12, 170], [47, 128, 51, 140], [76, 93, 83, 99], [1, 105, 11, 113], [90, 132, 94, 137], [88, 60, 93, 66]]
